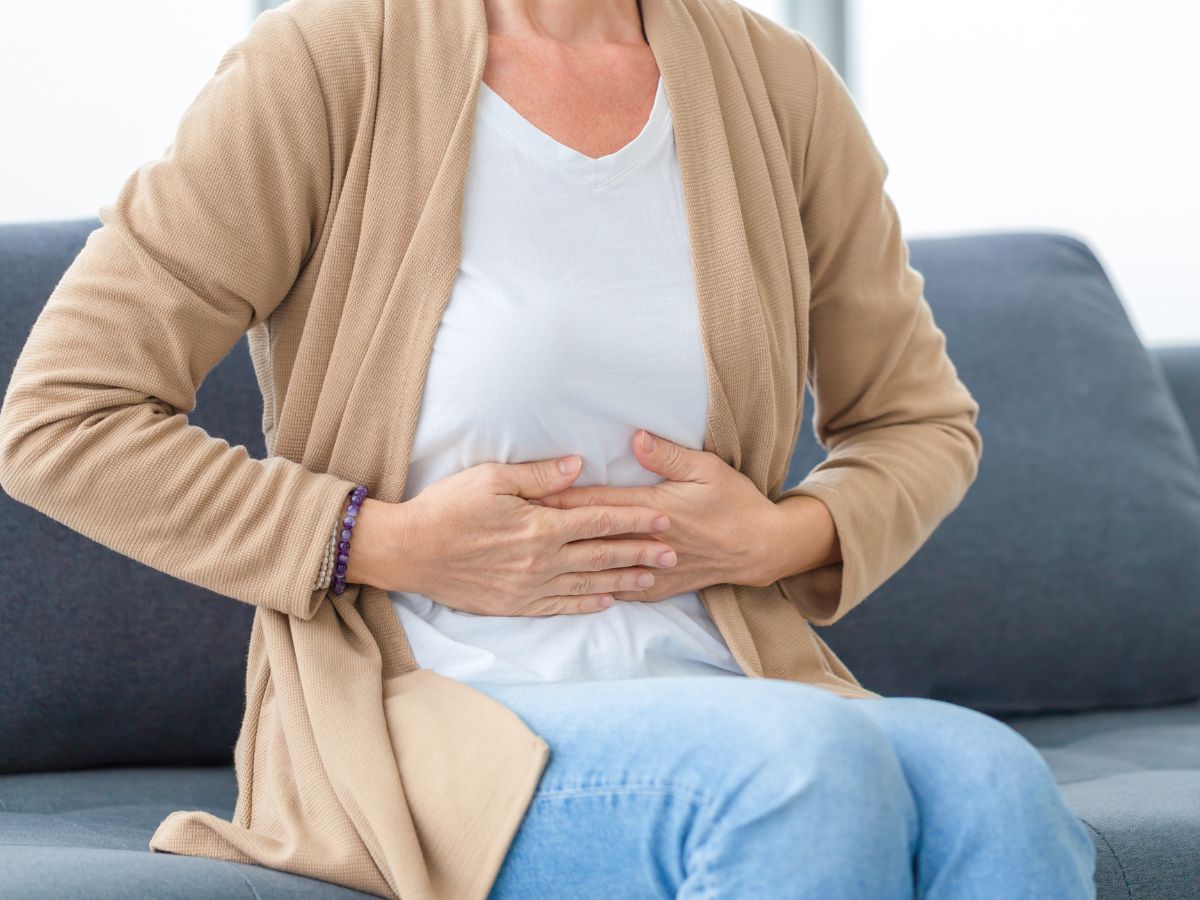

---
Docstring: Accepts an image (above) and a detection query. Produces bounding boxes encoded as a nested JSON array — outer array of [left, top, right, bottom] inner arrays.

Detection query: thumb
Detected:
[[497, 454, 583, 499], [633, 429, 701, 481]]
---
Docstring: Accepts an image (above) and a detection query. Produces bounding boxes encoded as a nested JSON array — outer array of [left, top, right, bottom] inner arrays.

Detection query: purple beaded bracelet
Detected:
[[332, 484, 369, 596]]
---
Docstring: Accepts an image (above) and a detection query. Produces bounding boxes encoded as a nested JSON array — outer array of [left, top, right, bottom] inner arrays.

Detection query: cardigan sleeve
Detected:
[[773, 37, 984, 627], [0, 9, 360, 619]]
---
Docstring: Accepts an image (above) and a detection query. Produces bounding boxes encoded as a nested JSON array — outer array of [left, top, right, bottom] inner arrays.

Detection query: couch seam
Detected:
[[1077, 815, 1131, 900]]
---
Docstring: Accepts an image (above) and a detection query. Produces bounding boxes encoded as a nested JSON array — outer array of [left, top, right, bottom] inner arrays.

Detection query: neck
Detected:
[[483, 0, 645, 47]]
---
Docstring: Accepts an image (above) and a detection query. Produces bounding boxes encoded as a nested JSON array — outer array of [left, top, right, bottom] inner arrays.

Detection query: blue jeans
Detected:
[[467, 675, 1097, 899]]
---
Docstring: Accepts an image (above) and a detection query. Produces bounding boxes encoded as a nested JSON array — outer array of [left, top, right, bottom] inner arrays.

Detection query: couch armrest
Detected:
[[1151, 344, 1200, 459]]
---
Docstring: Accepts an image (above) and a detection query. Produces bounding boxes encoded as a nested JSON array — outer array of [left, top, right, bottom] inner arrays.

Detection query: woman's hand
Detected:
[[533, 430, 794, 601], [384, 453, 681, 616]]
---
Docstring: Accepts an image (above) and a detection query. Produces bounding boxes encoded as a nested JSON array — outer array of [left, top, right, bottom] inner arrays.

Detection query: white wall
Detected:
[[0, 0, 255, 222], [847, 0, 1200, 346]]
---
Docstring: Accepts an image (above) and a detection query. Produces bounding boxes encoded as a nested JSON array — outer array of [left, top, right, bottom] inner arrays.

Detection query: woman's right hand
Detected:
[[383, 454, 679, 616]]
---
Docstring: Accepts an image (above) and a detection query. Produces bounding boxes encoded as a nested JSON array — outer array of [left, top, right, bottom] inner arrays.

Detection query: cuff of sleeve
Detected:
[[773, 476, 865, 627], [311, 506, 342, 592], [295, 473, 360, 620]]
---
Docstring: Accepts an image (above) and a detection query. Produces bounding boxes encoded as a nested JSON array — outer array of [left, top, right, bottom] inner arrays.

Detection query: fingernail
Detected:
[[641, 431, 656, 453], [658, 550, 677, 567], [637, 572, 654, 588], [652, 515, 670, 531], [598, 595, 614, 608], [529, 499, 545, 506], [559, 455, 580, 474]]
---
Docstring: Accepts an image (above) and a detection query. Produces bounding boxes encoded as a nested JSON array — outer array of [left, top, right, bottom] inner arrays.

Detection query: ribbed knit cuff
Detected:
[[312, 502, 345, 591]]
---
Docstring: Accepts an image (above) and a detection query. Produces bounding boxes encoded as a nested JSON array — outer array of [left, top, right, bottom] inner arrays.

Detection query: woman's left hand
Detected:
[[532, 429, 787, 602]]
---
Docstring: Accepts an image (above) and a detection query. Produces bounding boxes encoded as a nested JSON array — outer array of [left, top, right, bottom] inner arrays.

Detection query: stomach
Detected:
[[388, 587, 745, 684]]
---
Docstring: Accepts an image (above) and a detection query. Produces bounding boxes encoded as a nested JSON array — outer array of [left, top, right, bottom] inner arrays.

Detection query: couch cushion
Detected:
[[0, 766, 376, 899], [0, 218, 264, 773], [787, 231, 1200, 714], [1003, 697, 1200, 900]]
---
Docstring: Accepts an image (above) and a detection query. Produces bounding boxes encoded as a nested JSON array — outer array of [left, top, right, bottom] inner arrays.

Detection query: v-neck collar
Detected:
[[476, 74, 669, 188]]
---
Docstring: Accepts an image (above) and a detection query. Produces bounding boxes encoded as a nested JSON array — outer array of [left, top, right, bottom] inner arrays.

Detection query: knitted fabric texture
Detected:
[[312, 509, 341, 592]]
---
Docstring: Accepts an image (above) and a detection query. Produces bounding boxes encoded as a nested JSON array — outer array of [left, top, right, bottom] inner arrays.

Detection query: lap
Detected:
[[468, 675, 1061, 822], [467, 675, 881, 794], [467, 677, 1089, 900], [469, 675, 916, 900]]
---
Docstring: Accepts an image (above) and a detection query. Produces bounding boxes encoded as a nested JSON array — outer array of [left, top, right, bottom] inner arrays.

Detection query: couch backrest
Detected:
[[3, 221, 1200, 773]]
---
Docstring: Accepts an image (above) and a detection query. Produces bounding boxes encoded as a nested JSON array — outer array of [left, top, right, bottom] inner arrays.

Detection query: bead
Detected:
[[320, 484, 367, 596]]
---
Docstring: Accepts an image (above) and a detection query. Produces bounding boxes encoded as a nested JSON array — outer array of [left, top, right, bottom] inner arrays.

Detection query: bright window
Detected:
[[847, 0, 1200, 345], [2, 1, 255, 223]]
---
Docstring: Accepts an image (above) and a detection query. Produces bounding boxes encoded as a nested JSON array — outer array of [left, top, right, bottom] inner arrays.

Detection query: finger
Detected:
[[551, 505, 670, 542], [611, 589, 668, 603], [556, 537, 679, 574], [589, 531, 667, 542], [632, 428, 714, 482], [490, 454, 583, 499], [543, 566, 657, 599], [536, 484, 654, 510], [516, 593, 615, 616]]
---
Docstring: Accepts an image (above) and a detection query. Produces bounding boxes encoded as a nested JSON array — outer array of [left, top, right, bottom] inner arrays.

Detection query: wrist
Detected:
[[386, 499, 428, 594], [344, 498, 426, 594], [341, 497, 393, 590], [757, 494, 841, 586]]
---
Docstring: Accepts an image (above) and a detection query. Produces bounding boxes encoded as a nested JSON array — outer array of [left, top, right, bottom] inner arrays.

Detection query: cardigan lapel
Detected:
[[642, 0, 771, 676], [644, 0, 757, 472], [308, 0, 495, 681]]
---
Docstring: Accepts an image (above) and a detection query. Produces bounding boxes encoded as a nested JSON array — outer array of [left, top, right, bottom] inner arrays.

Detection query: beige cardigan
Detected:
[[0, 0, 982, 896]]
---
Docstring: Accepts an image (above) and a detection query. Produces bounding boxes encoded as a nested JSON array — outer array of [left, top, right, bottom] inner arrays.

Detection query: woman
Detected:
[[0, 0, 1096, 897]]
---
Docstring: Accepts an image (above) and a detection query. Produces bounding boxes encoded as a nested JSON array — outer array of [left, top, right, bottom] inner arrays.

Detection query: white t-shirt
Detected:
[[388, 73, 745, 685]]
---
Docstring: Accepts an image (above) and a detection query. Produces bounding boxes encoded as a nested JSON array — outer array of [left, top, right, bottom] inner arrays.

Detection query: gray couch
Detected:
[[2, 219, 1198, 899]]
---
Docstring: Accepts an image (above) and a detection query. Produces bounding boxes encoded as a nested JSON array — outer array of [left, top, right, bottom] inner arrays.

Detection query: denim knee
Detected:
[[687, 680, 917, 840], [925, 705, 1076, 818], [890, 699, 1095, 870]]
